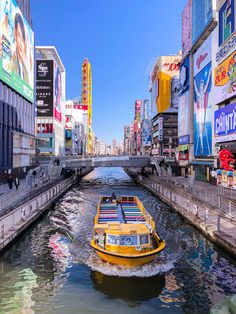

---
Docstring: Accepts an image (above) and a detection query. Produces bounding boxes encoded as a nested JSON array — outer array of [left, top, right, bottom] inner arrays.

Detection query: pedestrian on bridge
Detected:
[[8, 176, 13, 190], [14, 177, 20, 191]]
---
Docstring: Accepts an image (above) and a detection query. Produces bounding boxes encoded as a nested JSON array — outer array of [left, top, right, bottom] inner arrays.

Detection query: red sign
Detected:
[[163, 62, 181, 71], [179, 152, 189, 160], [74, 104, 88, 110]]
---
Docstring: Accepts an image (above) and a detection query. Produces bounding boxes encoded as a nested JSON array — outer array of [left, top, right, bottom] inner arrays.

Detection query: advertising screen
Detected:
[[182, 0, 192, 57], [214, 102, 236, 142], [54, 62, 62, 122], [142, 118, 152, 146], [0, 0, 34, 102], [170, 76, 180, 111], [194, 61, 212, 156], [179, 56, 190, 95], [178, 91, 190, 143], [36, 60, 54, 117], [192, 0, 213, 45]]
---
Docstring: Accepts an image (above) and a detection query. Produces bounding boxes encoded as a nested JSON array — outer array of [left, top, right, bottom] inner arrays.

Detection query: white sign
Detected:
[[194, 34, 212, 75]]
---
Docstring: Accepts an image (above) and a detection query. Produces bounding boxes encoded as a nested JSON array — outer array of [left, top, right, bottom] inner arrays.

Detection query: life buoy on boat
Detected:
[[124, 236, 132, 245], [192, 204, 198, 215]]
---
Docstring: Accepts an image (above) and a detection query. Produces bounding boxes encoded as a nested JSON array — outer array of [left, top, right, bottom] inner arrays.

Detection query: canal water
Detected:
[[0, 168, 236, 313]]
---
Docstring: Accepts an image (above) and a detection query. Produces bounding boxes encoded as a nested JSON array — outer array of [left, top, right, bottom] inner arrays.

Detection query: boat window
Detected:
[[119, 235, 138, 246], [107, 234, 117, 245], [140, 234, 149, 245]]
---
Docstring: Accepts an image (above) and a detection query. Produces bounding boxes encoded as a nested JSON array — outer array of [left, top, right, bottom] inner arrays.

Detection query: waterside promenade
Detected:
[[130, 172, 236, 258]]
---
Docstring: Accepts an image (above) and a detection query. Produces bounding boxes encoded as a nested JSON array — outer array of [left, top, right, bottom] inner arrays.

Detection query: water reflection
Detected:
[[91, 271, 165, 302], [0, 168, 236, 313]]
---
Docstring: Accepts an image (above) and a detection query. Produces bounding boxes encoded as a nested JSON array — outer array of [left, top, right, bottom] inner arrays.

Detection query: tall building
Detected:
[[35, 47, 66, 156], [149, 52, 181, 157], [64, 99, 86, 155], [81, 58, 92, 154], [0, 0, 35, 179]]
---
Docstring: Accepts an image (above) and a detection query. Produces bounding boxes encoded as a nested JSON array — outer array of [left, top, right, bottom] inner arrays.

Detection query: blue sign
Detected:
[[219, 0, 235, 46], [192, 0, 213, 45], [194, 62, 212, 156], [178, 135, 190, 145], [179, 56, 190, 96], [214, 102, 236, 142]]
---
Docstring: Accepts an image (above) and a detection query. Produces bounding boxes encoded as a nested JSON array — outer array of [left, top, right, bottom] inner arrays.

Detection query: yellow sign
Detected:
[[156, 71, 171, 113]]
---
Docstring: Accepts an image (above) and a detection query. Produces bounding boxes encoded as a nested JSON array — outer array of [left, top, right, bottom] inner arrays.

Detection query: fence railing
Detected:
[[137, 175, 236, 236], [0, 175, 76, 250]]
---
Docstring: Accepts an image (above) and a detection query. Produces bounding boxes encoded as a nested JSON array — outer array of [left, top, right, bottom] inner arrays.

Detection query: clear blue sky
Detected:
[[31, 0, 187, 144]]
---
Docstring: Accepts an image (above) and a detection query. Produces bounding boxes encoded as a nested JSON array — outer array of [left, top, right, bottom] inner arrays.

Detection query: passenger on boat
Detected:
[[111, 193, 116, 202]]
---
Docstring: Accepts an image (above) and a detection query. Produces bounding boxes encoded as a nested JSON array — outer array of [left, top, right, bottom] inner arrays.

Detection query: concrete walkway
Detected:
[[0, 174, 49, 213], [138, 174, 236, 257]]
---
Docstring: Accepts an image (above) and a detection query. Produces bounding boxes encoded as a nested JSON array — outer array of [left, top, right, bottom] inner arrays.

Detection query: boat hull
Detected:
[[91, 239, 165, 267]]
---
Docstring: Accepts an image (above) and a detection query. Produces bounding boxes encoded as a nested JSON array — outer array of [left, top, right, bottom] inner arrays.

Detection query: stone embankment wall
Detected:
[[126, 169, 236, 258]]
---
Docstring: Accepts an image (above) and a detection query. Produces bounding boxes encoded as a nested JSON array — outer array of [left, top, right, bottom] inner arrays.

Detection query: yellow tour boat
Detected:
[[90, 195, 166, 267]]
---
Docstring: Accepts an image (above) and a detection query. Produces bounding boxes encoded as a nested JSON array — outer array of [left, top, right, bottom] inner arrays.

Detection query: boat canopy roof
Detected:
[[94, 223, 150, 234]]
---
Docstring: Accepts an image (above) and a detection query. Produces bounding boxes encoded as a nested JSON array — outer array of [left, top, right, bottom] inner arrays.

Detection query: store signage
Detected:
[[216, 34, 236, 63], [178, 134, 190, 144], [162, 62, 180, 72], [219, 0, 235, 46], [214, 102, 236, 142], [158, 117, 163, 141], [36, 60, 54, 117]]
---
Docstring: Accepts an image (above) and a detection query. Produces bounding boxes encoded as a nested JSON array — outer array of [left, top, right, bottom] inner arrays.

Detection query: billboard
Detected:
[[194, 61, 212, 156], [135, 100, 142, 122], [214, 102, 236, 142], [219, 0, 235, 46], [178, 91, 190, 143], [142, 118, 152, 146], [179, 56, 190, 95], [192, 0, 214, 45], [54, 62, 62, 122], [0, 0, 34, 102], [36, 60, 54, 117], [194, 34, 212, 75], [214, 49, 236, 103], [170, 76, 180, 111], [182, 0, 192, 57]]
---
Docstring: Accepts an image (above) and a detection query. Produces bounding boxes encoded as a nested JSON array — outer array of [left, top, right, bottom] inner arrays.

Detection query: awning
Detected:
[[191, 160, 214, 166], [177, 144, 189, 151]]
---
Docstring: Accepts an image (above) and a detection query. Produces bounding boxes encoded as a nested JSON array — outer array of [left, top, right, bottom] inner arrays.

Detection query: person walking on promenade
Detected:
[[14, 177, 20, 191], [8, 176, 13, 190]]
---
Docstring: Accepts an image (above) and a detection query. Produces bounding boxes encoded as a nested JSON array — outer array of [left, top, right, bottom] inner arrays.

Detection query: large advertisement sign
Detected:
[[214, 102, 236, 142], [178, 91, 190, 144], [54, 62, 62, 122], [171, 76, 180, 111], [214, 50, 236, 103], [135, 100, 142, 122], [192, 0, 213, 45], [142, 118, 152, 146], [194, 34, 212, 75], [194, 61, 212, 156], [182, 0, 192, 57], [0, 0, 34, 102], [219, 0, 235, 46], [179, 56, 190, 95], [36, 60, 53, 117]]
